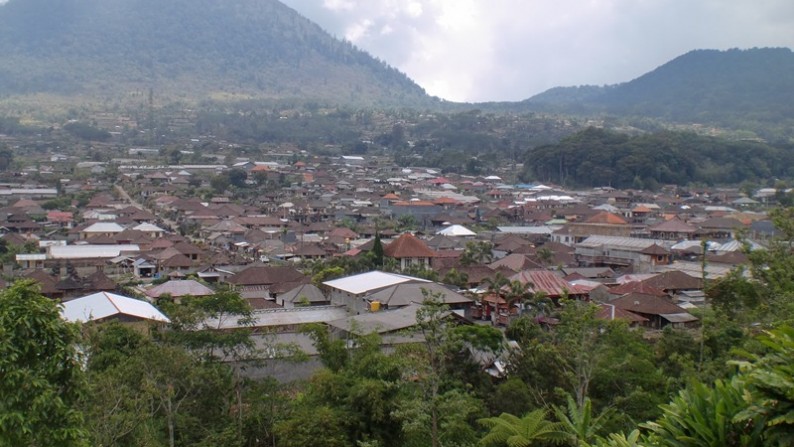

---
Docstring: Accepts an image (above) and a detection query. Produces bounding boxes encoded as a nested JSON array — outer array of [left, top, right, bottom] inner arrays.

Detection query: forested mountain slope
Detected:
[[0, 0, 432, 107], [524, 48, 794, 140]]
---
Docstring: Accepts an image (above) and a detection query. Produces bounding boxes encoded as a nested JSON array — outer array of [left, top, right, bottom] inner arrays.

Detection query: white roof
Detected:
[[437, 224, 476, 237], [61, 292, 170, 323], [49, 244, 140, 259], [497, 226, 556, 235], [133, 222, 166, 233], [323, 271, 430, 295], [16, 253, 47, 261], [82, 222, 126, 233]]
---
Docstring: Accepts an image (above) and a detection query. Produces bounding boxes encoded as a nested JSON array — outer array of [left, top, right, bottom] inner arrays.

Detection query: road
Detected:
[[114, 184, 179, 232]]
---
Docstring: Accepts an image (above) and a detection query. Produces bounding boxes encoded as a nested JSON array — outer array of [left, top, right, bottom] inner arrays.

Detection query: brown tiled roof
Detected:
[[384, 233, 436, 258], [161, 253, 193, 268], [611, 293, 689, 316], [84, 271, 117, 291], [329, 227, 358, 239], [489, 254, 543, 272], [640, 244, 670, 255], [649, 218, 697, 233], [640, 271, 702, 291], [595, 304, 649, 322], [173, 241, 204, 255], [609, 281, 667, 296], [226, 265, 306, 286]]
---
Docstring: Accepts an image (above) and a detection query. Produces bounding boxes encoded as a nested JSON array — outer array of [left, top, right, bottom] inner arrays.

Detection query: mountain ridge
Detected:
[[0, 0, 434, 107], [522, 47, 794, 138]]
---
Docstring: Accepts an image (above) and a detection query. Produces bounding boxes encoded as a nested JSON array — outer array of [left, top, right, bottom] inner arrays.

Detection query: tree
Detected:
[[210, 174, 230, 193], [460, 240, 494, 266], [0, 280, 88, 446], [442, 267, 469, 289], [641, 378, 764, 447], [553, 395, 614, 447], [478, 410, 566, 447], [228, 168, 248, 188], [733, 325, 794, 445], [372, 233, 384, 268], [536, 247, 554, 267]]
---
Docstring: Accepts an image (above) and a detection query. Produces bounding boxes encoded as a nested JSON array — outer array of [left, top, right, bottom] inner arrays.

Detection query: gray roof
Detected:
[[577, 236, 670, 251], [206, 305, 348, 330], [278, 283, 327, 304], [366, 282, 472, 308], [327, 303, 436, 335], [145, 280, 215, 298]]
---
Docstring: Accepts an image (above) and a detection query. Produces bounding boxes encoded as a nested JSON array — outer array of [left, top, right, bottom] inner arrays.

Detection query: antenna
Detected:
[[147, 87, 155, 148]]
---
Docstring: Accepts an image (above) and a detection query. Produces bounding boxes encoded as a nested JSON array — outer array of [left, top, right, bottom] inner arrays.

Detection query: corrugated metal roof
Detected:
[[577, 236, 670, 250], [82, 222, 126, 233], [327, 303, 441, 335], [62, 292, 170, 323], [324, 271, 430, 295], [207, 305, 348, 329]]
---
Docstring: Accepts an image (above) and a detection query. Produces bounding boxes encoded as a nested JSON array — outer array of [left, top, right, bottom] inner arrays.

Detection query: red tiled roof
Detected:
[[584, 211, 628, 225]]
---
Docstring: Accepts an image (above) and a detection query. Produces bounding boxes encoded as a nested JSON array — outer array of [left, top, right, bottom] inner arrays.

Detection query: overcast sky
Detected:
[[281, 0, 794, 103]]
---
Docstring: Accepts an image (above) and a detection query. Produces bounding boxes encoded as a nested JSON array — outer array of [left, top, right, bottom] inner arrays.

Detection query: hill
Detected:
[[521, 127, 794, 189], [524, 48, 794, 140], [0, 0, 433, 107]]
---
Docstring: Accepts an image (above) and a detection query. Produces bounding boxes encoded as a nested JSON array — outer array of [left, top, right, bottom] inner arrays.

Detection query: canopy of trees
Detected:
[[522, 127, 794, 189]]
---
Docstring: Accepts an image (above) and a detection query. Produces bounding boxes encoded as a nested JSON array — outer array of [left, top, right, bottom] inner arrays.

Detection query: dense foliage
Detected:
[[0, 0, 430, 107], [522, 127, 794, 188]]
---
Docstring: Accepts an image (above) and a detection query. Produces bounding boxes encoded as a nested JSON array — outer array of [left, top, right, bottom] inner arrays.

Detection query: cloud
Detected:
[[282, 0, 794, 102]]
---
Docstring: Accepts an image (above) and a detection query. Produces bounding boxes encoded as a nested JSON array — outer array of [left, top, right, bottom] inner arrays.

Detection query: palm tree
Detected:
[[552, 394, 613, 446], [479, 409, 566, 447], [536, 246, 554, 267]]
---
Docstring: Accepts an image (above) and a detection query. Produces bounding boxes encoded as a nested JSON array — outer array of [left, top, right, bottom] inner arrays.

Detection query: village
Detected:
[[0, 138, 786, 378]]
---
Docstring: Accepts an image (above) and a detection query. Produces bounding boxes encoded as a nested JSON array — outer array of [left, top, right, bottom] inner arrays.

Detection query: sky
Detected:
[[280, 0, 794, 103]]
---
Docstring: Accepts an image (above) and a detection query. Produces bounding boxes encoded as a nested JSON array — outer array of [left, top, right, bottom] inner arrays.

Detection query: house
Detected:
[[609, 293, 698, 329], [323, 271, 432, 314], [225, 265, 307, 299], [277, 283, 330, 308], [508, 270, 589, 302], [80, 222, 126, 240], [61, 291, 170, 324], [384, 233, 436, 271], [132, 222, 167, 239], [594, 303, 649, 326], [649, 218, 697, 240], [565, 211, 631, 243], [145, 279, 215, 302], [575, 236, 671, 271]]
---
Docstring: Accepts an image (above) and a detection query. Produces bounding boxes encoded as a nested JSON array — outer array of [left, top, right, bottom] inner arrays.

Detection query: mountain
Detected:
[[524, 48, 794, 138], [0, 0, 432, 107]]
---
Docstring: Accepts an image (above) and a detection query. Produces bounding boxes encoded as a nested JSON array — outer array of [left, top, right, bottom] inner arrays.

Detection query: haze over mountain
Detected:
[[0, 0, 432, 107], [524, 48, 794, 137]]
